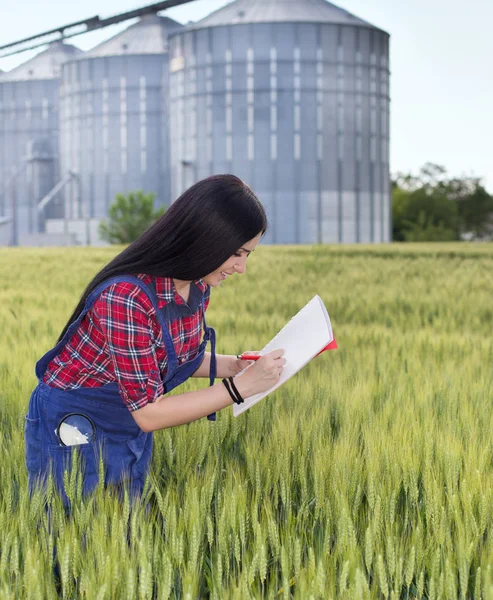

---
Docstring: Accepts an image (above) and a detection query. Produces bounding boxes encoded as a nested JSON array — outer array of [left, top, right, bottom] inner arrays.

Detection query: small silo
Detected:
[[0, 42, 81, 243], [168, 0, 390, 243], [59, 14, 183, 231]]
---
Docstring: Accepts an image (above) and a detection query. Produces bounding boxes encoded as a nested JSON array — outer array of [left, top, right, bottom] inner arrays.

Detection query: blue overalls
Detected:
[[25, 275, 217, 506]]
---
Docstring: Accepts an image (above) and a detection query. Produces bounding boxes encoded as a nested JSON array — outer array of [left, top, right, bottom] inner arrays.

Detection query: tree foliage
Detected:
[[392, 163, 493, 242], [99, 190, 166, 244]]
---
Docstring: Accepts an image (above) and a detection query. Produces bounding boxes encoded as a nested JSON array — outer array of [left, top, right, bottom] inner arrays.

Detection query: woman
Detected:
[[25, 174, 285, 504]]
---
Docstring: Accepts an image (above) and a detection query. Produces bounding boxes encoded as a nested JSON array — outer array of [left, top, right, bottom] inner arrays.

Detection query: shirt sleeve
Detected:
[[91, 281, 165, 411]]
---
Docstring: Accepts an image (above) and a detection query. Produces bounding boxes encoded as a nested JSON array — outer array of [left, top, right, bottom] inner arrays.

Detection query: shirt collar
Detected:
[[154, 276, 208, 309], [194, 278, 208, 294]]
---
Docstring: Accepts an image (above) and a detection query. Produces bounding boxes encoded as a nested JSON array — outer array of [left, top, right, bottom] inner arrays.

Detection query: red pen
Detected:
[[237, 353, 262, 361]]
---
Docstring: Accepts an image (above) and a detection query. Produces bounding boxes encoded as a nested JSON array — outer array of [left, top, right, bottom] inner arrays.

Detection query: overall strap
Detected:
[[201, 294, 209, 334], [201, 296, 216, 387], [145, 279, 184, 369], [202, 295, 217, 422], [36, 275, 177, 380]]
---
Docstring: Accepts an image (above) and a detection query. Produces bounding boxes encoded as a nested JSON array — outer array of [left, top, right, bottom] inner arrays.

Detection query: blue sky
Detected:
[[1, 0, 492, 192]]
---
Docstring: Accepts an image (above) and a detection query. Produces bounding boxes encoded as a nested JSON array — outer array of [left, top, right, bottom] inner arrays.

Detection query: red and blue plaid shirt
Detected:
[[43, 274, 210, 411]]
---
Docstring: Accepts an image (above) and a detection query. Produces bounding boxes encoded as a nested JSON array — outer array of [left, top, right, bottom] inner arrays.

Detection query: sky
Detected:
[[1, 0, 492, 192]]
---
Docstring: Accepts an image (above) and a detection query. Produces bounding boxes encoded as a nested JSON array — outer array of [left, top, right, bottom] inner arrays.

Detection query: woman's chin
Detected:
[[202, 274, 222, 288]]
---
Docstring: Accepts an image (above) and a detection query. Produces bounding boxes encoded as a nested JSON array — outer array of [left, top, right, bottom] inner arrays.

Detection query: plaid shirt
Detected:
[[43, 274, 210, 411]]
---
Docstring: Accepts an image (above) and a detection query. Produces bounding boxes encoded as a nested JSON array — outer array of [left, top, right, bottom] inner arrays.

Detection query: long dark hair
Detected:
[[57, 174, 268, 342]]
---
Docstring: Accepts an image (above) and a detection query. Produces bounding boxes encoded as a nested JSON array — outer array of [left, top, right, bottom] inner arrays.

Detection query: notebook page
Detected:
[[233, 295, 333, 416]]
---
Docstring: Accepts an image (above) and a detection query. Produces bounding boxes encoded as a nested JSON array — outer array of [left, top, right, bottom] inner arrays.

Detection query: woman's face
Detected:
[[202, 232, 262, 287]]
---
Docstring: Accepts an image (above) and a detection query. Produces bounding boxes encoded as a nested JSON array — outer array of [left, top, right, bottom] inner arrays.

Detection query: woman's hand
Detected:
[[233, 349, 286, 398], [231, 350, 262, 375]]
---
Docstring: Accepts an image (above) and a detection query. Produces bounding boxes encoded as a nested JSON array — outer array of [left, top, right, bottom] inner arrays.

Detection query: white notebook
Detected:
[[233, 295, 334, 416]]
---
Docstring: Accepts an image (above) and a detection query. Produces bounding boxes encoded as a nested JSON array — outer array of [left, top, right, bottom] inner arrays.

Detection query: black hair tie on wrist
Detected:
[[222, 378, 234, 402], [228, 377, 244, 404], [222, 377, 244, 404]]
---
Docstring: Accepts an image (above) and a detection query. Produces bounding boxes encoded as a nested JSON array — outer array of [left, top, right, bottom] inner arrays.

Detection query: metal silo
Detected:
[[0, 42, 81, 244], [59, 14, 183, 233], [168, 0, 390, 243]]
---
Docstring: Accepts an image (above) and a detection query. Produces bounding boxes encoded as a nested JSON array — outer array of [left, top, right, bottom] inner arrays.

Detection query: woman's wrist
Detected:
[[226, 355, 242, 377], [215, 356, 255, 397], [231, 374, 254, 399]]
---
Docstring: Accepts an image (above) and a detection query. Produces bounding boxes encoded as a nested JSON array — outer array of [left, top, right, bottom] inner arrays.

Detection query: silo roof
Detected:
[[84, 14, 183, 58], [0, 42, 82, 81], [188, 0, 383, 31]]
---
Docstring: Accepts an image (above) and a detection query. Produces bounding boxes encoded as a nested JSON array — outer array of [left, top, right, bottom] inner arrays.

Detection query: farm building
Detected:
[[0, 0, 390, 245]]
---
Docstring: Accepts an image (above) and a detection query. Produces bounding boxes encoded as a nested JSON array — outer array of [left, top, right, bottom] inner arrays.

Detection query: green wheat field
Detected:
[[1, 243, 493, 599]]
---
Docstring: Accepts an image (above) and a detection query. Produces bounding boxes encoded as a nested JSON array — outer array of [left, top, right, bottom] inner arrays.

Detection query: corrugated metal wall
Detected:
[[0, 77, 60, 236], [60, 55, 171, 219], [59, 16, 182, 222], [0, 3, 391, 246], [0, 43, 79, 243], [169, 21, 390, 243]]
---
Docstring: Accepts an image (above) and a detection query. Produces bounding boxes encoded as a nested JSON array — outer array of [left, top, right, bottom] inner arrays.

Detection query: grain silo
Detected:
[[168, 0, 390, 243], [59, 14, 183, 235], [0, 42, 81, 244]]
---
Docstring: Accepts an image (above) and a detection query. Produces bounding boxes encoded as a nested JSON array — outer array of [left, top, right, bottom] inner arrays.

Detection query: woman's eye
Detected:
[[234, 253, 241, 257]]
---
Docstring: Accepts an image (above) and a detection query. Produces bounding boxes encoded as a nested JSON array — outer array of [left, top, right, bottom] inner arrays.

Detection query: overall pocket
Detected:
[[47, 438, 105, 499], [126, 430, 153, 482], [24, 416, 42, 474]]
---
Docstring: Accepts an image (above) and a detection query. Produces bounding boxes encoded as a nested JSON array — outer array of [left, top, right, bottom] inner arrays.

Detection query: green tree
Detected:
[[392, 184, 459, 243], [454, 182, 493, 240], [99, 190, 166, 244], [400, 210, 457, 242], [392, 163, 493, 241]]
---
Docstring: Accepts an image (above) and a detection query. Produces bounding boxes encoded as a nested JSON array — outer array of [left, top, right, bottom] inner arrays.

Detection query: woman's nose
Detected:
[[234, 261, 246, 275]]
